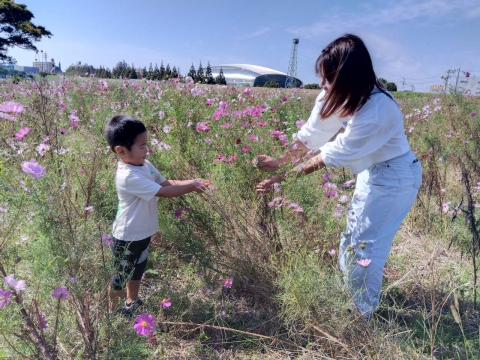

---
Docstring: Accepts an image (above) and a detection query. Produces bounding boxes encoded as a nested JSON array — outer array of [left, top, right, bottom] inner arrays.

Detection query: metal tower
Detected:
[[285, 38, 299, 88]]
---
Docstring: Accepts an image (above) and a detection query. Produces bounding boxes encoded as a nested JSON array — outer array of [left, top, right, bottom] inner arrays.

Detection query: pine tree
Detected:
[[105, 67, 112, 78], [172, 66, 178, 79], [195, 61, 204, 83], [165, 64, 171, 79], [159, 61, 165, 80], [130, 64, 137, 79], [215, 67, 227, 85], [147, 63, 153, 80], [187, 63, 196, 79], [153, 63, 160, 80], [141, 67, 147, 79], [205, 61, 214, 84]]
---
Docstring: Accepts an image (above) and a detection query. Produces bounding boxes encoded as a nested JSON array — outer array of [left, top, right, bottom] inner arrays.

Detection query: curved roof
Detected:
[[212, 64, 287, 76]]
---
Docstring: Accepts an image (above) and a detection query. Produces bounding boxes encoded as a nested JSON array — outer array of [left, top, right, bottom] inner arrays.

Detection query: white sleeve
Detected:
[[152, 167, 167, 185], [320, 120, 390, 169], [292, 90, 344, 151], [124, 173, 161, 201]]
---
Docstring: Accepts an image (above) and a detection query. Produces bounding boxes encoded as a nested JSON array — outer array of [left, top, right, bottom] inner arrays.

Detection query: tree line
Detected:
[[64, 60, 227, 84]]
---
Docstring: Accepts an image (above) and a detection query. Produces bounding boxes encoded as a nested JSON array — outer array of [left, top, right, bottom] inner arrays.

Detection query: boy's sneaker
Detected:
[[116, 298, 144, 317]]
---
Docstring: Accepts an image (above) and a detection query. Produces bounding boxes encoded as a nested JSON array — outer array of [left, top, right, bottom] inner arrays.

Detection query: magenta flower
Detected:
[[243, 88, 252, 96], [174, 209, 183, 218], [0, 289, 12, 307], [84, 206, 94, 211], [52, 287, 69, 300], [241, 146, 251, 153], [15, 127, 31, 140], [60, 128, 66, 135], [273, 183, 281, 192], [159, 297, 171, 309], [59, 103, 66, 109], [322, 173, 333, 180], [36, 143, 50, 157], [342, 179, 355, 188], [338, 195, 349, 203], [196, 122, 209, 133], [21, 159, 46, 179], [101, 234, 113, 246], [247, 135, 259, 141], [4, 274, 26, 291], [0, 101, 25, 113], [471, 112, 476, 118], [134, 313, 156, 336], [357, 259, 371, 267], [220, 122, 231, 129], [222, 278, 233, 288], [206, 98, 215, 106], [328, 249, 336, 255], [163, 125, 171, 133], [465, 72, 470, 78], [442, 202, 451, 213]]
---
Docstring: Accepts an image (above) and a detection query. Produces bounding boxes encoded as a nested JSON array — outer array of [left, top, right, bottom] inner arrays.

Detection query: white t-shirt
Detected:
[[112, 160, 166, 241], [293, 88, 411, 174]]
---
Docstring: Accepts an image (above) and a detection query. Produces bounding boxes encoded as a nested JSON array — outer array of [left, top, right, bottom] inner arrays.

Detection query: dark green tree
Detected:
[[171, 66, 178, 79], [304, 83, 320, 89], [0, 0, 53, 63], [378, 78, 388, 85], [187, 63, 196, 79], [141, 67, 147, 79], [215, 67, 226, 85], [147, 63, 153, 80], [130, 64, 137, 79], [165, 64, 171, 79], [159, 61, 165, 79], [195, 61, 204, 83], [205, 61, 214, 84], [153, 63, 160, 80], [386, 82, 397, 91]]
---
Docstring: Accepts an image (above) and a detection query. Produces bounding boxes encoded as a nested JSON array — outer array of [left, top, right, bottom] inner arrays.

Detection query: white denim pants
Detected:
[[339, 150, 422, 317]]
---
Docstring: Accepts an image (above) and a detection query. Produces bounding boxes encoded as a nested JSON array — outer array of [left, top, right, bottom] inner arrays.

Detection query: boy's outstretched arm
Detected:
[[155, 179, 211, 198]]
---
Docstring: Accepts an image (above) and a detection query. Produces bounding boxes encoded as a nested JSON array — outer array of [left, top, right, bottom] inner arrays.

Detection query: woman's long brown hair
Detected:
[[316, 34, 393, 119]]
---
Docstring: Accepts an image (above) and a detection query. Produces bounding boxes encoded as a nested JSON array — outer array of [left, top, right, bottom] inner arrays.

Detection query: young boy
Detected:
[[105, 114, 210, 315]]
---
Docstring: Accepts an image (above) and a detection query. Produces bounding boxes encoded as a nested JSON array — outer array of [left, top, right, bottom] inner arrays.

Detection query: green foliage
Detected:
[[263, 80, 280, 88], [386, 82, 398, 91], [303, 83, 320, 89], [187, 63, 196, 79], [195, 61, 204, 83], [0, 0, 53, 63], [215, 67, 226, 85], [204, 61, 214, 84]]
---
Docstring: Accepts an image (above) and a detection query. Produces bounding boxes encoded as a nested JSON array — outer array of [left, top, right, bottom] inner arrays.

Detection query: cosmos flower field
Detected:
[[0, 76, 479, 359]]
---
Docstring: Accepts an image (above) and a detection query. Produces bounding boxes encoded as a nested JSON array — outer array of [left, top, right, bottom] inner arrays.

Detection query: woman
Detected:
[[255, 34, 422, 318]]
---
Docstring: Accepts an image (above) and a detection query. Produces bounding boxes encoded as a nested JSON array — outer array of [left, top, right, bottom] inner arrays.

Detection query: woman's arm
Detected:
[[254, 138, 310, 172], [255, 153, 326, 193], [156, 179, 211, 198]]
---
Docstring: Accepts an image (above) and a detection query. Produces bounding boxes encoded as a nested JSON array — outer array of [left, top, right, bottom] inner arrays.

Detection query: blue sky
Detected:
[[6, 0, 480, 92]]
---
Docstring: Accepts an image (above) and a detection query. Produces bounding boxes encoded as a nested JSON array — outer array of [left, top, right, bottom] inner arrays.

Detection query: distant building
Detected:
[[456, 76, 480, 95], [0, 63, 39, 74], [430, 85, 444, 93], [210, 64, 302, 87], [33, 57, 56, 73]]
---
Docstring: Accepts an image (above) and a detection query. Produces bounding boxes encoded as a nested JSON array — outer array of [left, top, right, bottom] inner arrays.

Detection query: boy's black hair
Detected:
[[105, 115, 147, 153]]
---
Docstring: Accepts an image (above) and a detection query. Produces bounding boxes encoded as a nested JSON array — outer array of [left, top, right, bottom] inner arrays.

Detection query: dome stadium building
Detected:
[[211, 64, 302, 88]]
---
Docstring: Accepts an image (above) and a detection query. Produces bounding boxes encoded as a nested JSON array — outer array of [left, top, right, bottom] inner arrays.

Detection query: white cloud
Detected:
[[288, 0, 479, 38], [241, 27, 271, 39]]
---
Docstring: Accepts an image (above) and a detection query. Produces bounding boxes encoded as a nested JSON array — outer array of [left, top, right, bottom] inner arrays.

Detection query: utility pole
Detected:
[[454, 68, 461, 93], [441, 69, 457, 94], [401, 77, 406, 91]]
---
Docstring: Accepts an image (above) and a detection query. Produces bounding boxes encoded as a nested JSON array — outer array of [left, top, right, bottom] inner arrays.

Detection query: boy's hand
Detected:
[[193, 179, 211, 193], [256, 174, 284, 193], [253, 155, 281, 172]]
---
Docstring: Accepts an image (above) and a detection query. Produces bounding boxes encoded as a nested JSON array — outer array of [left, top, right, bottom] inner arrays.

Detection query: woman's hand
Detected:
[[256, 174, 284, 193], [253, 155, 281, 172], [192, 179, 211, 193]]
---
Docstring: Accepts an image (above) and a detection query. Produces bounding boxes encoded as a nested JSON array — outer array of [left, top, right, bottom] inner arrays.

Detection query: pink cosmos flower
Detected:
[[258, 121, 268, 127], [174, 209, 183, 218], [206, 99, 215, 106], [247, 135, 259, 141], [205, 138, 212, 144], [342, 179, 355, 188], [328, 249, 336, 255], [196, 122, 209, 132], [243, 88, 252, 96], [101, 234, 113, 246], [322, 173, 333, 180], [471, 112, 476, 118], [52, 287, 69, 300], [338, 195, 349, 203], [159, 298, 171, 309], [163, 125, 170, 133], [84, 206, 94, 211], [241, 146, 251, 153], [296, 120, 306, 129], [21, 159, 45, 178], [60, 128, 66, 135], [442, 202, 451, 213], [236, 138, 242, 144], [15, 127, 31, 140], [0, 289, 12, 307], [220, 122, 231, 129], [0, 101, 25, 113], [134, 313, 156, 336], [357, 259, 371, 267], [4, 275, 26, 291], [273, 183, 281, 192], [222, 278, 233, 288], [36, 143, 50, 157], [204, 242, 212, 248], [59, 103, 66, 109]]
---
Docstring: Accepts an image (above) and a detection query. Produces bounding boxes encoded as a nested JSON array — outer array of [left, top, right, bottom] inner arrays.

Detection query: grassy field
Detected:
[[0, 76, 478, 359]]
